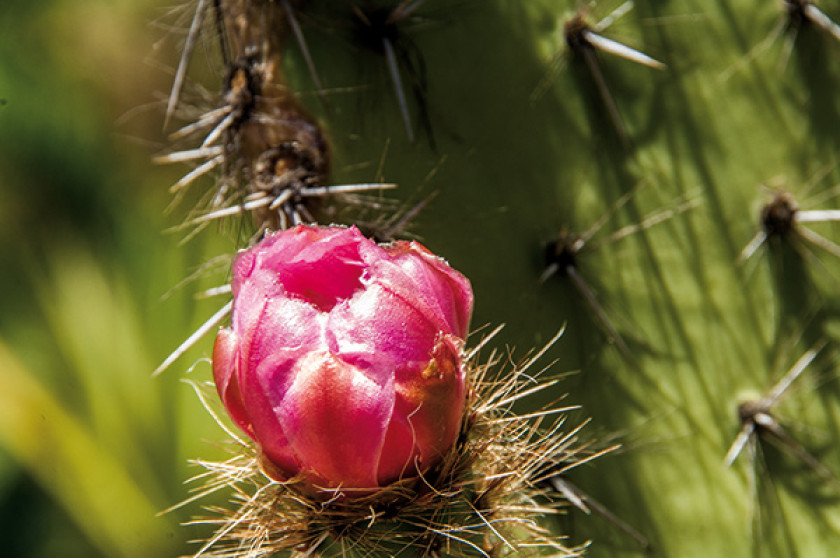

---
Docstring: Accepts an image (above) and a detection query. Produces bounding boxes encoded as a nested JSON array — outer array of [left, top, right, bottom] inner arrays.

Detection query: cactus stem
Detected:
[[549, 475, 651, 549], [543, 188, 698, 361], [563, 1, 664, 148], [280, 0, 330, 112]]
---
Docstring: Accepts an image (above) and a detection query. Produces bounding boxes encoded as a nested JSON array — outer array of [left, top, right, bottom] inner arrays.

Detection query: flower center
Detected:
[[279, 253, 367, 312]]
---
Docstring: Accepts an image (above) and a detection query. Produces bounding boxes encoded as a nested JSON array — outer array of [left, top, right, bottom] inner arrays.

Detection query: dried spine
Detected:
[[160, 0, 394, 235]]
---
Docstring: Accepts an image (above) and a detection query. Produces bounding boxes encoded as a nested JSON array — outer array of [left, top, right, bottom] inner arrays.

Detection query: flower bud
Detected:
[[212, 225, 473, 490]]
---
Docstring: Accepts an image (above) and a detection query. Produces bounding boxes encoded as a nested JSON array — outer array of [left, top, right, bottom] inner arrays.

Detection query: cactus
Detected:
[[2, 0, 840, 557]]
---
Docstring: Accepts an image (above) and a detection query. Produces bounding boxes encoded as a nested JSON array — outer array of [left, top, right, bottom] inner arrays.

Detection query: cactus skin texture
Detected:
[[2, 1, 840, 557], [292, 1, 840, 556]]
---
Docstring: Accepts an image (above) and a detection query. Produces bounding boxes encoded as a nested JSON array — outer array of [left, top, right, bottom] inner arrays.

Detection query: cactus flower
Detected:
[[212, 225, 473, 490]]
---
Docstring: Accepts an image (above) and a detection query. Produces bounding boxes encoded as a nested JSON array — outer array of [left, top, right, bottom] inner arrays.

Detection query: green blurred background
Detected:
[[2, 1, 840, 557], [0, 0, 230, 555]]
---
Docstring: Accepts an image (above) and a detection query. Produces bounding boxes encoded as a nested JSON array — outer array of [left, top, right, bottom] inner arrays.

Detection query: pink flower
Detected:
[[212, 225, 473, 491]]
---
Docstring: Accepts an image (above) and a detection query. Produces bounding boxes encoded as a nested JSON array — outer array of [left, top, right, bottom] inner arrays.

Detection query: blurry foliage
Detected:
[[0, 0, 229, 556], [2, 0, 840, 557]]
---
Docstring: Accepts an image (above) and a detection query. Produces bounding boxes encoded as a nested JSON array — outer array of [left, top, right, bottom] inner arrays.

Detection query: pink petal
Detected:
[[231, 226, 336, 295], [327, 283, 441, 369], [263, 229, 369, 312], [240, 349, 304, 478], [233, 290, 325, 478], [212, 327, 253, 438], [230, 269, 281, 363], [238, 226, 384, 312], [269, 350, 394, 489], [391, 335, 466, 468], [376, 412, 420, 485], [245, 287, 326, 368], [377, 242, 473, 339]]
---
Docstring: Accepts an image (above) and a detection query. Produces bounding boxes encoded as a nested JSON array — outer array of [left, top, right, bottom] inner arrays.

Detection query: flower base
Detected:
[[187, 330, 588, 557]]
